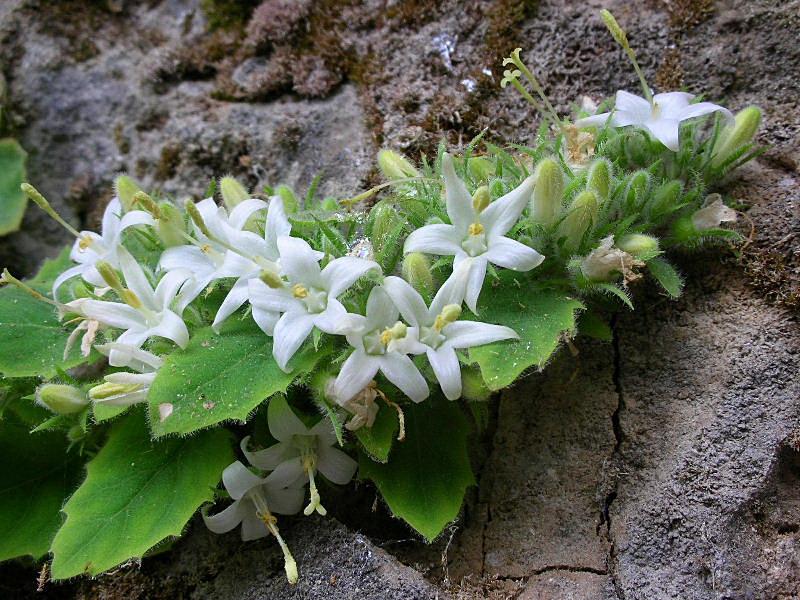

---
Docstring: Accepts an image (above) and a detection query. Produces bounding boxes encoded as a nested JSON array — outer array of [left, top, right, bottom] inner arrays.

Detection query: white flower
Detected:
[[580, 235, 642, 284], [241, 395, 357, 517], [53, 197, 154, 299], [403, 153, 544, 313], [247, 235, 380, 372], [159, 197, 272, 313], [66, 248, 191, 365], [332, 286, 429, 404], [88, 342, 163, 407], [202, 460, 304, 584], [576, 90, 732, 152], [383, 266, 517, 400], [692, 194, 737, 230]]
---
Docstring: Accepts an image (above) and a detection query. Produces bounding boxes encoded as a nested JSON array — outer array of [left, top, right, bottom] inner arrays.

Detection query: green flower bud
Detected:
[[132, 191, 161, 218], [467, 156, 494, 182], [96, 261, 123, 291], [648, 180, 683, 216], [531, 158, 563, 225], [401, 252, 434, 296], [624, 130, 649, 165], [472, 186, 491, 213], [185, 200, 212, 238], [377, 149, 419, 180], [462, 367, 491, 402], [36, 384, 89, 415], [320, 197, 339, 211], [617, 234, 660, 259], [586, 158, 612, 202], [712, 106, 762, 168], [157, 202, 186, 247], [368, 202, 402, 252], [276, 185, 299, 213], [219, 176, 249, 209], [114, 175, 142, 212], [557, 190, 598, 254], [624, 170, 650, 211]]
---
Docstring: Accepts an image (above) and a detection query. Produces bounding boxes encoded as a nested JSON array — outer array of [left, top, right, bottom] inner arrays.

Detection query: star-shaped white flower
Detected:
[[576, 90, 732, 152], [159, 197, 272, 312], [53, 197, 154, 299], [333, 286, 429, 404], [247, 235, 380, 372], [403, 153, 544, 313], [383, 265, 517, 400], [88, 342, 164, 407], [66, 249, 191, 365], [241, 395, 357, 517]]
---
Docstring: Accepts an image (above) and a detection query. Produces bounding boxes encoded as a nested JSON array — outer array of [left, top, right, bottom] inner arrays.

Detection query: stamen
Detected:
[[302, 454, 327, 517], [599, 10, 652, 104], [503, 49, 563, 130], [468, 222, 484, 236], [21, 183, 82, 239], [292, 284, 309, 299], [252, 491, 298, 585], [184, 200, 213, 239], [380, 329, 393, 346], [339, 177, 432, 209], [375, 387, 406, 442], [131, 191, 161, 219]]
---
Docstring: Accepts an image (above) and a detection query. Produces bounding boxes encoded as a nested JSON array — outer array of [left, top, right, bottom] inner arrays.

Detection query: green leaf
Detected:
[[0, 417, 83, 561], [0, 248, 87, 378], [647, 257, 684, 298], [596, 282, 634, 309], [50, 414, 233, 579], [577, 310, 613, 341], [354, 402, 398, 463], [148, 320, 325, 437], [0, 139, 27, 235], [92, 402, 132, 423], [359, 400, 474, 541], [468, 277, 584, 391]]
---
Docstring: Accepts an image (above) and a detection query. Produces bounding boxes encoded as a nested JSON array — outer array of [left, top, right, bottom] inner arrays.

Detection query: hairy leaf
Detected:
[[354, 402, 398, 463], [648, 257, 684, 298], [0, 139, 27, 235]]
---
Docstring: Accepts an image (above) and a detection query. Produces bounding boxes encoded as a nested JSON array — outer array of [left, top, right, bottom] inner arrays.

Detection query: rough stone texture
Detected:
[[1, 0, 799, 598]]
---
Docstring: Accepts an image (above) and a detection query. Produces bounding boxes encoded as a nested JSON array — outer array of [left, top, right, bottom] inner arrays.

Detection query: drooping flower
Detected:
[[403, 153, 544, 313], [247, 235, 380, 372], [382, 264, 517, 400], [241, 395, 357, 517], [65, 249, 191, 365], [52, 197, 154, 300], [159, 197, 273, 313], [576, 90, 732, 152], [88, 342, 164, 407], [691, 193, 737, 230], [580, 235, 643, 284], [202, 460, 304, 584], [332, 286, 429, 404]]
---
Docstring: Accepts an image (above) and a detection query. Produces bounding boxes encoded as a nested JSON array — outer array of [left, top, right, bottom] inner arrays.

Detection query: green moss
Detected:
[[201, 0, 260, 32], [155, 144, 181, 181]]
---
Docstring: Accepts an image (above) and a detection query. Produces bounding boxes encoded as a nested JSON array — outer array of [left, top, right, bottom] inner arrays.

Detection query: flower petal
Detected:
[[310, 418, 338, 447], [212, 277, 251, 333], [95, 342, 163, 371], [264, 485, 305, 516], [248, 279, 299, 313], [148, 309, 189, 349], [118, 209, 155, 233], [268, 395, 310, 442], [241, 436, 294, 470], [442, 152, 476, 232], [252, 305, 280, 336], [484, 236, 545, 271], [312, 297, 348, 334], [575, 111, 612, 128], [427, 346, 461, 400], [679, 101, 732, 123], [321, 256, 380, 297], [52, 264, 87, 300], [429, 259, 470, 316], [480, 174, 536, 237], [403, 224, 461, 256], [365, 285, 398, 330], [78, 299, 143, 330], [223, 460, 265, 500], [265, 456, 305, 488], [333, 349, 379, 405], [100, 198, 123, 238], [614, 90, 652, 126], [463, 257, 487, 314], [160, 245, 215, 276], [176, 276, 212, 313], [652, 91, 693, 117], [382, 276, 430, 327], [316, 444, 358, 485], [228, 198, 267, 230], [239, 508, 269, 541], [118, 248, 156, 310], [272, 310, 315, 372], [264, 197, 291, 259], [277, 236, 323, 288], [378, 352, 429, 403], [443, 321, 518, 349], [202, 499, 246, 534], [645, 118, 682, 152], [154, 269, 192, 312]]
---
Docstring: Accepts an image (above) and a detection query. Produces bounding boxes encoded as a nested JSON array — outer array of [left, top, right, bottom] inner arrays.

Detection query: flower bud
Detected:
[[36, 384, 89, 415], [691, 194, 737, 231], [712, 106, 761, 168], [156, 202, 186, 247], [616, 234, 660, 259], [96, 261, 123, 291], [557, 190, 598, 254], [531, 158, 563, 225], [462, 367, 491, 402], [467, 157, 494, 182], [648, 180, 682, 216], [132, 191, 161, 218], [185, 200, 212, 238], [114, 175, 142, 212], [401, 252, 434, 296], [368, 202, 403, 256], [219, 176, 249, 209], [624, 170, 650, 211], [585, 158, 612, 201], [377, 149, 419, 180], [472, 186, 490, 213], [276, 185, 299, 213]]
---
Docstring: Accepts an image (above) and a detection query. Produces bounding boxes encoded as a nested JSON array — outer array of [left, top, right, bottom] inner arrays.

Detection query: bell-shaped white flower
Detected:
[[159, 197, 272, 312], [383, 266, 517, 400], [202, 460, 304, 584], [692, 194, 737, 230], [576, 90, 732, 152], [333, 286, 429, 404], [66, 249, 191, 364], [241, 395, 357, 517], [403, 153, 544, 313], [247, 235, 380, 372], [88, 342, 163, 407], [53, 197, 154, 299]]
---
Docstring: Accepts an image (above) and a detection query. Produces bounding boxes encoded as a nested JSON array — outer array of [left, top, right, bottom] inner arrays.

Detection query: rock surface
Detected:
[[1, 0, 798, 598]]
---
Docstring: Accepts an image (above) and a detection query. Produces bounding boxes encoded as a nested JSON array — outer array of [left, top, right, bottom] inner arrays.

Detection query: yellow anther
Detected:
[[472, 186, 490, 213], [121, 289, 143, 309], [78, 235, 93, 251], [200, 244, 212, 254], [434, 304, 461, 331], [380, 329, 393, 346], [468, 222, 484, 236], [433, 314, 447, 332], [292, 284, 308, 299]]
